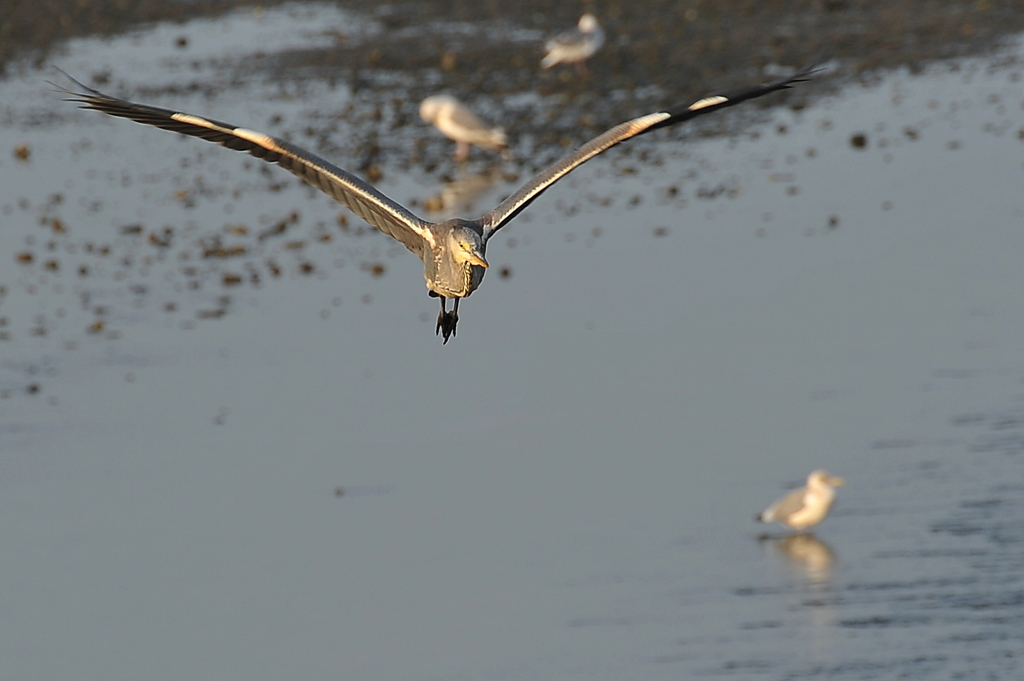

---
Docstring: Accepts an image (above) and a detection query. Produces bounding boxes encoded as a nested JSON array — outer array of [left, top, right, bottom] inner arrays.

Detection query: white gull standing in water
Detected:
[[419, 95, 507, 162], [757, 470, 845, 531], [541, 13, 604, 73]]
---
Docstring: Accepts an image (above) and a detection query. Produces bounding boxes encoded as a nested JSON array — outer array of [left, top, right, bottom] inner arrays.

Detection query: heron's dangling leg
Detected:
[[435, 297, 459, 344], [435, 297, 446, 336]]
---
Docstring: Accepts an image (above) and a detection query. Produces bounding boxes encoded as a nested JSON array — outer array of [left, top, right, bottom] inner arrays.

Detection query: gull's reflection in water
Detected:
[[422, 164, 504, 219], [759, 533, 840, 662], [760, 532, 837, 586]]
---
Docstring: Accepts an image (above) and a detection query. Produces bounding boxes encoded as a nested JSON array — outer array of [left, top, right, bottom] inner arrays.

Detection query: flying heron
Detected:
[[56, 68, 814, 343], [757, 470, 845, 531], [541, 13, 605, 74]]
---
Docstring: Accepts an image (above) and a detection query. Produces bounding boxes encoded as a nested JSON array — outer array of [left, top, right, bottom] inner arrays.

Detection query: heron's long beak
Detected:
[[467, 250, 489, 268], [829, 476, 845, 487]]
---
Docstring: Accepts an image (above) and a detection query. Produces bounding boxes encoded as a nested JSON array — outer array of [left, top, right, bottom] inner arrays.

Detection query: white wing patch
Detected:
[[232, 128, 283, 151], [171, 112, 226, 130], [632, 112, 672, 129], [170, 113, 283, 152], [688, 95, 728, 111]]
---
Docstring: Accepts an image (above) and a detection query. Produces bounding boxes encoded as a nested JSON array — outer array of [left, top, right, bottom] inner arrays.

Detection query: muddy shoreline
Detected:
[[5, 1, 1022, 87], [6, 1, 1023, 176]]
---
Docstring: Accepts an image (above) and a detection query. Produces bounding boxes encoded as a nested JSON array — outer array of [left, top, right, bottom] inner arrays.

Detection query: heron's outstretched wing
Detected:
[[55, 72, 435, 258], [480, 69, 816, 240]]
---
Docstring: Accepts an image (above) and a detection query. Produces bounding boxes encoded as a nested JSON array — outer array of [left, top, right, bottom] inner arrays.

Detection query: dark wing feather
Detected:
[[480, 68, 817, 239], [54, 72, 435, 258]]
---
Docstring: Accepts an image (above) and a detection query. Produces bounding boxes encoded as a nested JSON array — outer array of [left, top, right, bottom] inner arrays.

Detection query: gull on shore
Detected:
[[541, 13, 604, 73], [419, 95, 507, 162], [756, 470, 845, 531]]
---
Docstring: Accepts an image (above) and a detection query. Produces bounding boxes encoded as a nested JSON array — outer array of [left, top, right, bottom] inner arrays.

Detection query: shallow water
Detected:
[[1, 5, 1023, 680]]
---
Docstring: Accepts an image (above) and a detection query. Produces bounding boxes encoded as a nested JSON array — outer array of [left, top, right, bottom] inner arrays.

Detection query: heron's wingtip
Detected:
[[792, 61, 834, 83], [782, 67, 821, 87], [48, 66, 80, 88], [46, 67, 99, 100]]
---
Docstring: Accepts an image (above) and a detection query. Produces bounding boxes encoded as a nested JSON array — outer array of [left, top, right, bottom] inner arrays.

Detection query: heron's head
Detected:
[[448, 222, 489, 268], [808, 470, 844, 489], [578, 13, 600, 32], [420, 95, 455, 125]]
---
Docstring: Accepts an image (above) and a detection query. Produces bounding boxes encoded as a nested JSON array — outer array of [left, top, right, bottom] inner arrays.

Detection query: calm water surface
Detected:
[[0, 6, 1022, 680]]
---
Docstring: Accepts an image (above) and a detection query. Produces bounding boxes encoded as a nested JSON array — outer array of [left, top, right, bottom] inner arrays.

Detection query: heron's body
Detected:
[[424, 220, 488, 299], [757, 470, 844, 531], [56, 67, 814, 342]]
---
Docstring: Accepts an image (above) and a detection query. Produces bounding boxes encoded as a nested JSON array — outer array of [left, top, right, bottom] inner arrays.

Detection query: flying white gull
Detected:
[[56, 68, 814, 342], [419, 95, 507, 162]]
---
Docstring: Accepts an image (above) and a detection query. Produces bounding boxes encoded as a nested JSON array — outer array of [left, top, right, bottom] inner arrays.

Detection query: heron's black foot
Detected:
[[435, 309, 459, 344]]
